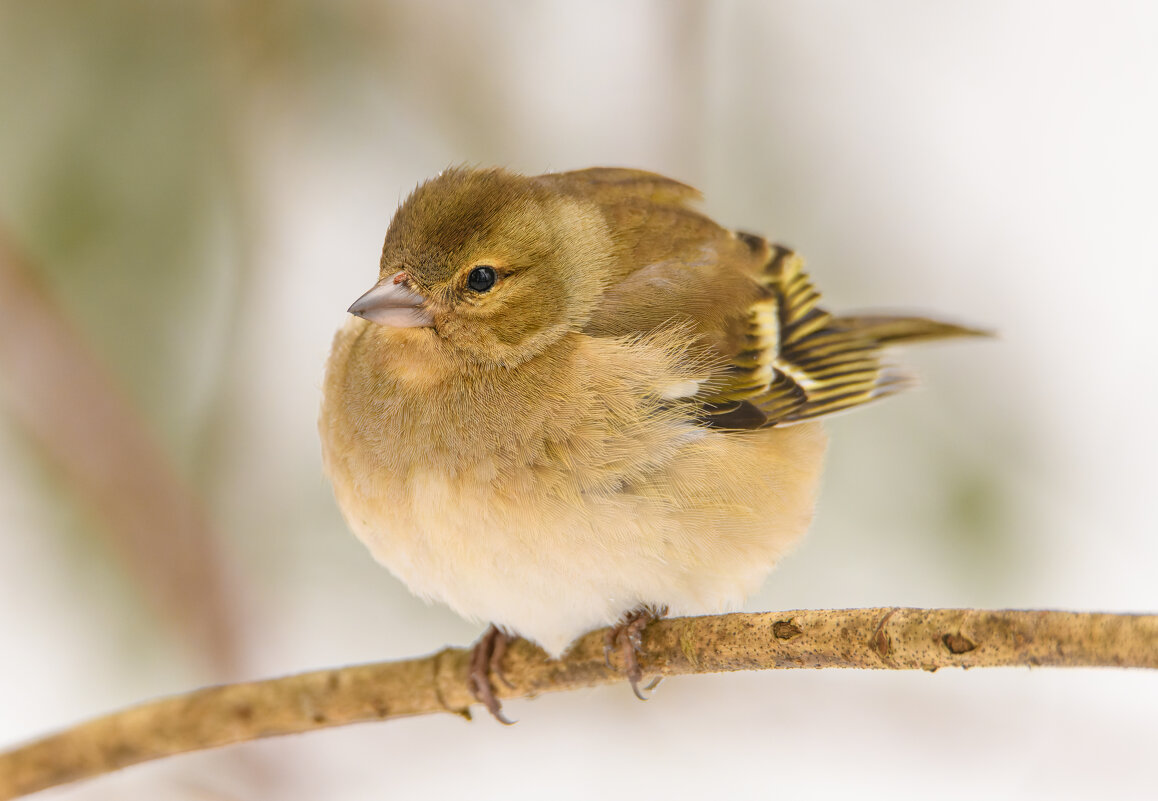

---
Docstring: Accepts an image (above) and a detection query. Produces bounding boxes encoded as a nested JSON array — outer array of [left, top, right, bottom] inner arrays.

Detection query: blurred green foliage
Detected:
[[0, 2, 237, 459]]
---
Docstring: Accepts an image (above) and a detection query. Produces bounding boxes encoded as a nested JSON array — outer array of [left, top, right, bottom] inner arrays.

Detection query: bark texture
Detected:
[[2, 608, 1155, 799]]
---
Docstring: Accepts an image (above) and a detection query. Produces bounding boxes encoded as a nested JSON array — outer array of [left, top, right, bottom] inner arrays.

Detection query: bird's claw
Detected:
[[604, 606, 667, 700], [468, 625, 516, 724]]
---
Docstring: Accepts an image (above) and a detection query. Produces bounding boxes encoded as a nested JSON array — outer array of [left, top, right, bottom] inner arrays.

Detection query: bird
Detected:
[[319, 166, 985, 721]]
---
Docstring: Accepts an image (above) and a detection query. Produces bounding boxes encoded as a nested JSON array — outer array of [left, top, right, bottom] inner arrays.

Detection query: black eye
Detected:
[[467, 265, 496, 292]]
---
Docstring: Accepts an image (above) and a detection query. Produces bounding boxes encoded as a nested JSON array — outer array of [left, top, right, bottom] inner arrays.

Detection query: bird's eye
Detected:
[[467, 265, 496, 292]]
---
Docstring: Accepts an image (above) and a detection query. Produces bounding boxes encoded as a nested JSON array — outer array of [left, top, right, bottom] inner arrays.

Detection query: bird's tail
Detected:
[[829, 314, 991, 347]]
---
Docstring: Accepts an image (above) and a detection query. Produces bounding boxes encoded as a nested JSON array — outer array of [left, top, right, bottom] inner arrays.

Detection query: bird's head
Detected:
[[348, 167, 613, 367]]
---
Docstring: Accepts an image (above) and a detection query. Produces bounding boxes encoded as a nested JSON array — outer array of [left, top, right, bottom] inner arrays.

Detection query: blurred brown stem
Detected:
[[0, 227, 240, 675], [1, 607, 1155, 799]]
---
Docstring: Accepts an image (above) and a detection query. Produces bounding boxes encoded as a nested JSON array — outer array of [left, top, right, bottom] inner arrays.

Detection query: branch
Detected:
[[2, 608, 1155, 799]]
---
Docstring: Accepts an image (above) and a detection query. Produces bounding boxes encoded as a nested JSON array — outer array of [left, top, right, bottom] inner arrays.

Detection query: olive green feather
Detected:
[[549, 167, 987, 431]]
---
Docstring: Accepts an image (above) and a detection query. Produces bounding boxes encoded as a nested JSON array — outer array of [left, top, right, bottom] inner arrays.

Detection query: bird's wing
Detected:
[[542, 168, 985, 429]]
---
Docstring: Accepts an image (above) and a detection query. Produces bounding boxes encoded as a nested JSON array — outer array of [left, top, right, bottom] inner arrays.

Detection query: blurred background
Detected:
[[1, 1, 1155, 799]]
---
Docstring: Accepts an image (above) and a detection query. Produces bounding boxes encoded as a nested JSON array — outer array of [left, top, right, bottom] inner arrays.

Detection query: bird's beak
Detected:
[[347, 272, 434, 328]]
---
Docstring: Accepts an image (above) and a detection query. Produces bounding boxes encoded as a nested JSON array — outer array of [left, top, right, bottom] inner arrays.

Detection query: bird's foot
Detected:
[[468, 624, 515, 724], [604, 605, 667, 700]]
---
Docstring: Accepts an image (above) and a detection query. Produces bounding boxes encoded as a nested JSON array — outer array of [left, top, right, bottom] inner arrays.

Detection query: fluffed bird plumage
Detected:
[[319, 166, 984, 655]]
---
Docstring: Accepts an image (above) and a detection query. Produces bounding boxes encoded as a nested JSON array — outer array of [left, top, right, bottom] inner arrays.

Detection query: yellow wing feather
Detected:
[[703, 242, 985, 427]]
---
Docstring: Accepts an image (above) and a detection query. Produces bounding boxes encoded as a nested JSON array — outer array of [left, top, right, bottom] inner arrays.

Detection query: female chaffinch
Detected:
[[319, 167, 983, 721]]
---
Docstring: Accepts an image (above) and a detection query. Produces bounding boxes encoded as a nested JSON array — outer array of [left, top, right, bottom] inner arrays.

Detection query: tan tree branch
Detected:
[[2, 607, 1155, 799]]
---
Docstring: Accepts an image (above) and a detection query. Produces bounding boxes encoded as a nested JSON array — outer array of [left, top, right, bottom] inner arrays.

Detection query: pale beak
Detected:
[[347, 272, 434, 328]]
